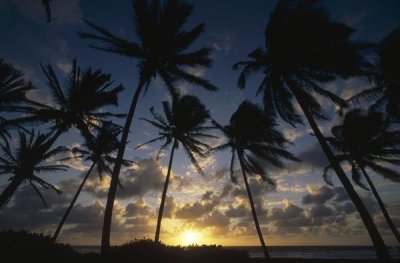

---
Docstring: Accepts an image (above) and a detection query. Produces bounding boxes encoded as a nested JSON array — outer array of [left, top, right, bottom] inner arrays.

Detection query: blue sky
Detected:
[[0, 0, 400, 247]]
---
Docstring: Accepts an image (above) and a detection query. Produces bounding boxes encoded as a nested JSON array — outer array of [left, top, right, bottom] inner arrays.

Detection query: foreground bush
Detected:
[[0, 231, 250, 263]]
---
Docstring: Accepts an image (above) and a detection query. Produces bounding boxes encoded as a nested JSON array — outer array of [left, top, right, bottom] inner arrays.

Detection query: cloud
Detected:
[[84, 158, 165, 199], [298, 143, 329, 168], [302, 185, 336, 205]]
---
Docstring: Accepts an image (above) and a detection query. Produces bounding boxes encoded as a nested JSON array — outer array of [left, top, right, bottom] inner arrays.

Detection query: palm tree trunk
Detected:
[[52, 162, 96, 243], [359, 165, 400, 244], [238, 156, 270, 260], [0, 175, 25, 209], [155, 139, 177, 243], [101, 81, 145, 255], [292, 91, 391, 261]]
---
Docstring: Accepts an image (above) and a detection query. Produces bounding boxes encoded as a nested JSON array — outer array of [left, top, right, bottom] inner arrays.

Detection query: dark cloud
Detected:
[[309, 205, 334, 218], [298, 143, 329, 168], [302, 185, 336, 205], [84, 158, 165, 199], [125, 198, 151, 217]]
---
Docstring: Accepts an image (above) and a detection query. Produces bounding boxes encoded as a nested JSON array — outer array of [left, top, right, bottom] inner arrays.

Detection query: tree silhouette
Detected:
[[324, 108, 400, 243], [52, 122, 130, 242], [0, 130, 69, 209], [79, 0, 217, 253], [349, 26, 400, 121], [16, 59, 124, 142], [136, 95, 214, 243], [0, 59, 34, 113], [210, 101, 299, 259], [233, 0, 390, 259]]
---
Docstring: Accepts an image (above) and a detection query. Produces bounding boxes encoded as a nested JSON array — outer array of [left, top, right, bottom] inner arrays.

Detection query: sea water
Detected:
[[74, 246, 400, 259]]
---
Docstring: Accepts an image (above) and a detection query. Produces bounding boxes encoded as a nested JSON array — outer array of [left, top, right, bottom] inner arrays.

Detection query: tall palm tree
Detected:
[[135, 95, 214, 243], [0, 59, 34, 113], [52, 122, 130, 242], [324, 108, 400, 244], [79, 0, 217, 253], [16, 59, 124, 142], [233, 0, 390, 259], [349, 26, 400, 121], [0, 130, 69, 208], [210, 101, 299, 259]]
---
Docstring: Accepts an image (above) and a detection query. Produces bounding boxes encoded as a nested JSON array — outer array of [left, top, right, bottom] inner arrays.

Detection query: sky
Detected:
[[0, 0, 400, 247]]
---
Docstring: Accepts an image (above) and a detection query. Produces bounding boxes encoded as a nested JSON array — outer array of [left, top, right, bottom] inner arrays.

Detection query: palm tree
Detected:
[[0, 59, 34, 113], [79, 0, 217, 253], [16, 59, 124, 142], [349, 26, 400, 121], [0, 59, 35, 142], [233, 0, 390, 259], [0, 130, 69, 208], [52, 122, 130, 242], [135, 95, 214, 243], [210, 101, 299, 259], [324, 108, 400, 244]]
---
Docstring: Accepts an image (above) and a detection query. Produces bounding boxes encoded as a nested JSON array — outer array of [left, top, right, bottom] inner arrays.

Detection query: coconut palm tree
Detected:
[[0, 59, 34, 113], [323, 108, 400, 244], [233, 0, 390, 259], [209, 101, 299, 259], [135, 95, 214, 243], [349, 26, 400, 121], [52, 122, 131, 242], [15, 59, 124, 142], [79, 0, 217, 253], [0, 130, 69, 209]]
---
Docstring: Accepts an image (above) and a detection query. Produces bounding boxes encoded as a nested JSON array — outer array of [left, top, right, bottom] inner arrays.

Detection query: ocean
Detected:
[[74, 246, 400, 259]]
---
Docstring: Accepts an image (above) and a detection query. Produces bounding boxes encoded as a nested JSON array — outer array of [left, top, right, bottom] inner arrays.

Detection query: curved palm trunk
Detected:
[[238, 157, 270, 260], [360, 165, 400, 244], [292, 91, 391, 261], [52, 162, 96, 243], [155, 139, 177, 243], [101, 81, 145, 255], [0, 130, 63, 210], [0, 175, 24, 209]]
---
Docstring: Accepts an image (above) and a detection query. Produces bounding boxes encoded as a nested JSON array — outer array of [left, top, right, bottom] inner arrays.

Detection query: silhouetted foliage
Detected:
[[0, 130, 69, 208], [80, 0, 217, 252], [349, 26, 400, 121], [324, 108, 400, 243], [211, 101, 299, 259], [16, 59, 124, 140], [0, 230, 76, 263], [324, 108, 400, 186], [0, 59, 34, 113], [234, 1, 390, 259], [137, 95, 214, 242]]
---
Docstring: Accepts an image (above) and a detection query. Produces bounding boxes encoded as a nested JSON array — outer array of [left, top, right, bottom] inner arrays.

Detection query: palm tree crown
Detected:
[[0, 59, 34, 113], [211, 101, 299, 183], [0, 131, 69, 208], [324, 108, 400, 186], [137, 95, 214, 175], [350, 26, 400, 120], [21, 59, 124, 137], [234, 0, 367, 125], [72, 122, 130, 178], [80, 0, 217, 95]]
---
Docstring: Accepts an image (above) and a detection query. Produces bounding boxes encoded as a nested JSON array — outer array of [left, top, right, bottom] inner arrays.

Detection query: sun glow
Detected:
[[181, 231, 201, 245]]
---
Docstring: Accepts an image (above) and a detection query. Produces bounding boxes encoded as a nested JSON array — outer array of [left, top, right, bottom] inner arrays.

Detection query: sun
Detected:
[[181, 231, 201, 245]]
